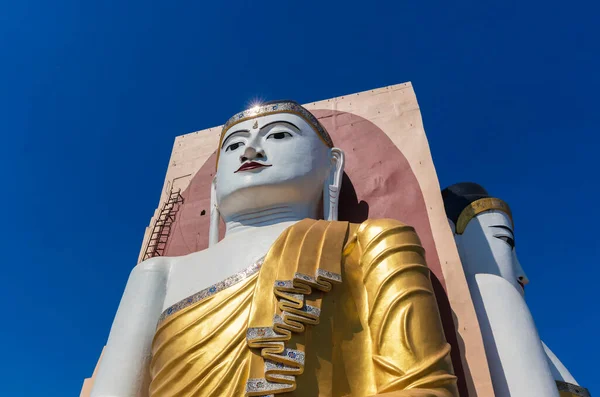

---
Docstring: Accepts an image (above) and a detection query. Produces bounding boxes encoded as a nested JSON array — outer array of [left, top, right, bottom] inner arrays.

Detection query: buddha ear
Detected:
[[323, 147, 345, 221], [209, 176, 220, 247]]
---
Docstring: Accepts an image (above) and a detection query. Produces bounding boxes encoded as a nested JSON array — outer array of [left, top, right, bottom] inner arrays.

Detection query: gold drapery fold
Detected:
[[149, 267, 259, 397], [149, 218, 458, 397], [352, 220, 457, 395], [245, 219, 348, 396]]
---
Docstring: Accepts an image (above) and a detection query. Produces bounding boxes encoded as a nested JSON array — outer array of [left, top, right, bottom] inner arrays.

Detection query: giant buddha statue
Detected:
[[90, 101, 459, 397], [442, 182, 590, 397]]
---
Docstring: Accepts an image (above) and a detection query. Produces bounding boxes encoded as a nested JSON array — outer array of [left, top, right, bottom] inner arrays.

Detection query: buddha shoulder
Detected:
[[131, 256, 171, 278], [346, 218, 425, 256]]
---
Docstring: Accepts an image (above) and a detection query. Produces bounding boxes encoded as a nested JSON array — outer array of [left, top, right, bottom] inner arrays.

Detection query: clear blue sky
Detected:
[[1, 1, 597, 395]]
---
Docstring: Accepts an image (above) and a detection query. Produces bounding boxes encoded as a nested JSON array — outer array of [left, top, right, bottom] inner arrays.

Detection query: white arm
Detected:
[[470, 274, 559, 397], [91, 257, 170, 397]]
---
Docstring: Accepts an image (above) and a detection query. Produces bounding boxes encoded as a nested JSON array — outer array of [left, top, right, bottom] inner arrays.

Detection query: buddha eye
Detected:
[[495, 235, 515, 249], [225, 142, 244, 152], [266, 131, 292, 140]]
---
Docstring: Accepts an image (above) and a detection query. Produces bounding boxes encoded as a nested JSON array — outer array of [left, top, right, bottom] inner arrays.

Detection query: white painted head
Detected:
[[209, 100, 344, 245], [443, 182, 530, 296]]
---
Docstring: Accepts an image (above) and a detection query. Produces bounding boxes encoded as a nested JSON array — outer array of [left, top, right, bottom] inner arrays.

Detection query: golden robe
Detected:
[[150, 219, 458, 397]]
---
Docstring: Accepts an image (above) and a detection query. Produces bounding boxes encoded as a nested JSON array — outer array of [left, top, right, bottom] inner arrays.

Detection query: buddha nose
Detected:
[[518, 275, 530, 286], [240, 146, 265, 163], [515, 256, 530, 286]]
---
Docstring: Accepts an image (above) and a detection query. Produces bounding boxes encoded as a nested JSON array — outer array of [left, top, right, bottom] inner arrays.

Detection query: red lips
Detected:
[[235, 161, 272, 173]]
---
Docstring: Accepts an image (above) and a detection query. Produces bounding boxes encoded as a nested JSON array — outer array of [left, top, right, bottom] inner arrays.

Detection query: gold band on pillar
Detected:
[[455, 197, 513, 235], [556, 380, 591, 397]]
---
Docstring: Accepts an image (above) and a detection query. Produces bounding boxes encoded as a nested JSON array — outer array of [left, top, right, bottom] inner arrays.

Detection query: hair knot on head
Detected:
[[442, 182, 513, 234]]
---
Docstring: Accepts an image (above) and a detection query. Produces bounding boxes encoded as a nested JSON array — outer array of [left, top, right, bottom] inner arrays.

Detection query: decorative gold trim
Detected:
[[455, 197, 513, 235], [245, 269, 342, 396], [556, 380, 591, 397], [156, 257, 264, 325], [216, 101, 333, 168]]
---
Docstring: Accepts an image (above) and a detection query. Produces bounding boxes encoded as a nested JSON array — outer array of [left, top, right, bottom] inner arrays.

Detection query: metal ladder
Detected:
[[142, 189, 184, 261]]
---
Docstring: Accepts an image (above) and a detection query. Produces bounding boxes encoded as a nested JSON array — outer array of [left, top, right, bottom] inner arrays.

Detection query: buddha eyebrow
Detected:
[[260, 120, 302, 133], [490, 225, 514, 236], [221, 129, 249, 149]]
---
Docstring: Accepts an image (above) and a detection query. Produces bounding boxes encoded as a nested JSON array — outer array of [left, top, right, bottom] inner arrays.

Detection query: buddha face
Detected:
[[454, 210, 530, 296], [215, 112, 332, 217]]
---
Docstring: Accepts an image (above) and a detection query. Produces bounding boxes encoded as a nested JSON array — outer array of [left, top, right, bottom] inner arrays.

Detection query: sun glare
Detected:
[[246, 97, 264, 113]]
